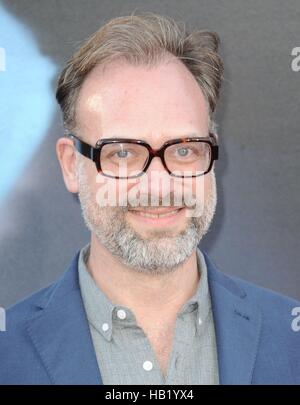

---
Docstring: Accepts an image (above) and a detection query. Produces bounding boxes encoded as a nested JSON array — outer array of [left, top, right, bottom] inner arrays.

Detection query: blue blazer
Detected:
[[1, 250, 299, 385]]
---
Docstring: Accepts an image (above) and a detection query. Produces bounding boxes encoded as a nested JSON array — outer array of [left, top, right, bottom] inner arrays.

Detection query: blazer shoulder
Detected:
[[0, 253, 80, 384], [203, 250, 300, 334], [228, 272, 300, 310], [203, 249, 300, 310], [4, 251, 80, 327], [218, 270, 300, 344], [223, 271, 300, 383], [5, 277, 60, 327]]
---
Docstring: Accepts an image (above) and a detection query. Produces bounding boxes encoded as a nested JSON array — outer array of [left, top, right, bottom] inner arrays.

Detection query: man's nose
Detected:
[[143, 156, 176, 204]]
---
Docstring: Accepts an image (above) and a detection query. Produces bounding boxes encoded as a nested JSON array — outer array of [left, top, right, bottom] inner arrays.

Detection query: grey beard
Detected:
[[77, 157, 217, 275]]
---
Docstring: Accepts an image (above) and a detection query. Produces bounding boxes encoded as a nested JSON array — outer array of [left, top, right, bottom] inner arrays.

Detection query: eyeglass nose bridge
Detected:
[[142, 144, 172, 175]]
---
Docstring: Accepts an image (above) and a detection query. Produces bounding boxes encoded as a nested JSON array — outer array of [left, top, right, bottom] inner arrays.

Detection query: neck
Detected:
[[86, 233, 200, 319]]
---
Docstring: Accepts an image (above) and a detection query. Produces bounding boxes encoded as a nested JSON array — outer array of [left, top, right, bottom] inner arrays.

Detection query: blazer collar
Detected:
[[26, 249, 262, 385]]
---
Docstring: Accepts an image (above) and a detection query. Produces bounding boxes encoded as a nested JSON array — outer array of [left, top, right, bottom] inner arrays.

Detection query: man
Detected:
[[0, 13, 299, 385]]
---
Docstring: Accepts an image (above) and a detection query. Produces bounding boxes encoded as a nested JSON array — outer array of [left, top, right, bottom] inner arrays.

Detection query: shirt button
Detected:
[[117, 309, 127, 320], [102, 323, 109, 332], [143, 361, 153, 371]]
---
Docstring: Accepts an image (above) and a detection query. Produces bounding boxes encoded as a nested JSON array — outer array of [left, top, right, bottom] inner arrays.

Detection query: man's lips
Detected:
[[128, 207, 185, 215], [127, 206, 186, 223]]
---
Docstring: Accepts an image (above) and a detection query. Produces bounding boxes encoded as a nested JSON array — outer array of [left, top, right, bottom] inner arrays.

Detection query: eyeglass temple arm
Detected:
[[68, 133, 96, 161], [209, 132, 219, 160]]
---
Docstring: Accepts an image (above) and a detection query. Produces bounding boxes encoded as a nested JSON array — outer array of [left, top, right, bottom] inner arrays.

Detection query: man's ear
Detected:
[[56, 137, 79, 193]]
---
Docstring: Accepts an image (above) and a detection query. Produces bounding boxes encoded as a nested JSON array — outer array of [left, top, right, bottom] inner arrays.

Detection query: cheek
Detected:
[[94, 174, 131, 207], [84, 162, 99, 188], [192, 174, 213, 204], [204, 172, 215, 202]]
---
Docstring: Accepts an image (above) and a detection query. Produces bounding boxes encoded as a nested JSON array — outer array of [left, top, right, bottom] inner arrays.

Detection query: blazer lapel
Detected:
[[203, 251, 262, 385], [26, 253, 102, 385]]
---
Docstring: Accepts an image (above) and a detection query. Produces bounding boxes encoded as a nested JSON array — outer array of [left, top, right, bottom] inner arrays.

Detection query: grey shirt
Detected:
[[78, 244, 219, 385]]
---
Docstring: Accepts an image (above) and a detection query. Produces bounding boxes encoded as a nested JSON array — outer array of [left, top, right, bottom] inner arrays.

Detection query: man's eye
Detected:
[[175, 147, 194, 157], [110, 149, 135, 159], [115, 150, 130, 158]]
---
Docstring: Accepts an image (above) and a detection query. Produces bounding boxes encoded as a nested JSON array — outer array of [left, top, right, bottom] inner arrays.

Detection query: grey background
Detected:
[[0, 0, 299, 308]]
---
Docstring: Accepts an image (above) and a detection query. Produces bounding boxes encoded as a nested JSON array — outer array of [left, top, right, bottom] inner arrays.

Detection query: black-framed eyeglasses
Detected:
[[69, 133, 219, 179]]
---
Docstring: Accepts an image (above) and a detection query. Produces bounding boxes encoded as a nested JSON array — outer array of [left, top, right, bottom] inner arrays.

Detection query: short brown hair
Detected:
[[56, 12, 223, 131]]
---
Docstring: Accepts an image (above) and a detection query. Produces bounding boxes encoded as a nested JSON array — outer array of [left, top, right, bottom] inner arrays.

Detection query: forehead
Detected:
[[75, 59, 209, 144]]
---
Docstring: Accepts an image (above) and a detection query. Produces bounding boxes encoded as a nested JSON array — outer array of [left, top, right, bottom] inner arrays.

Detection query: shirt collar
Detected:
[[78, 243, 211, 341]]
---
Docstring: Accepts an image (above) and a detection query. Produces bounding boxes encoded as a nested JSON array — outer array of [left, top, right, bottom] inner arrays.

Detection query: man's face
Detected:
[[74, 58, 217, 274]]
